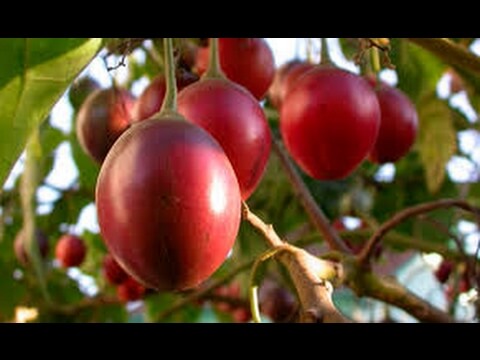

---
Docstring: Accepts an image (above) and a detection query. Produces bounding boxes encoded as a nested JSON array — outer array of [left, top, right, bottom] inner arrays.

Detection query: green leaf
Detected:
[[390, 39, 446, 103], [69, 133, 100, 192], [0, 38, 103, 188], [417, 93, 457, 194], [0, 261, 26, 320]]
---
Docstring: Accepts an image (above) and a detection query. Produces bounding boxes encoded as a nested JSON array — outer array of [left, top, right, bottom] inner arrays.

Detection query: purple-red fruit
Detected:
[[178, 78, 271, 200], [69, 76, 101, 110], [367, 78, 418, 164], [96, 116, 242, 291], [195, 38, 275, 100], [268, 59, 315, 109], [14, 228, 49, 266], [260, 285, 297, 323], [131, 70, 199, 123], [116, 276, 146, 302], [55, 234, 87, 268], [103, 253, 129, 285], [434, 259, 454, 284], [280, 66, 381, 180], [76, 87, 135, 164]]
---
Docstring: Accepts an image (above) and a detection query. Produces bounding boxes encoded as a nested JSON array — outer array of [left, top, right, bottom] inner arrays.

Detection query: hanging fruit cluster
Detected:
[[70, 38, 421, 317]]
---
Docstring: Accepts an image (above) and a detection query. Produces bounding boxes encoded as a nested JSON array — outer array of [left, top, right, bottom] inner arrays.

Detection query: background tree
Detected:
[[1, 38, 480, 323]]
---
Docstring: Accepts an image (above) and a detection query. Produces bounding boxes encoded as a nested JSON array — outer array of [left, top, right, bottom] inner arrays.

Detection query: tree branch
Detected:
[[271, 137, 352, 253], [242, 203, 349, 323], [407, 38, 480, 76], [343, 257, 454, 323], [153, 259, 253, 322], [358, 199, 480, 265], [46, 295, 121, 317]]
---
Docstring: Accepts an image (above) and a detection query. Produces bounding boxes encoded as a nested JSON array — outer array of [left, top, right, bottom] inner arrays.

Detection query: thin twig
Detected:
[[154, 260, 253, 322], [142, 43, 163, 70], [417, 215, 468, 260], [271, 137, 352, 254], [358, 199, 480, 266], [47, 295, 121, 316]]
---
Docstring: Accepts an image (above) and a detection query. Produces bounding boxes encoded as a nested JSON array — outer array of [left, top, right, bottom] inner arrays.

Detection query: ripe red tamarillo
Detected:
[[280, 66, 381, 180], [96, 115, 242, 291]]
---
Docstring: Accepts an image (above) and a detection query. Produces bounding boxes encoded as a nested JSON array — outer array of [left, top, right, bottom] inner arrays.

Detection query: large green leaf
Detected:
[[417, 93, 457, 194], [390, 39, 446, 103], [0, 38, 103, 189]]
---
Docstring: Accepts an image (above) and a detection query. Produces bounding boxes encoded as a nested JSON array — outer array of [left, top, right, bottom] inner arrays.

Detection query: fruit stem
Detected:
[[320, 38, 332, 66], [370, 46, 381, 75], [159, 38, 178, 116], [249, 286, 262, 323], [204, 38, 227, 79]]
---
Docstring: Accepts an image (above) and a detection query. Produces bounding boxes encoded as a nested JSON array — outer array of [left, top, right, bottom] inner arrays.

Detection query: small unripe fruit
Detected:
[[55, 234, 87, 268], [117, 276, 146, 302], [14, 228, 49, 266], [103, 253, 129, 285]]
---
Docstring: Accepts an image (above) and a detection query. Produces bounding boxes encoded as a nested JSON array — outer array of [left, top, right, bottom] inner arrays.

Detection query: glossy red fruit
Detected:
[[14, 228, 49, 266], [178, 78, 271, 200], [435, 259, 454, 284], [131, 70, 199, 122], [458, 269, 471, 293], [117, 276, 146, 302], [280, 66, 381, 180], [76, 87, 135, 164], [195, 38, 275, 100], [55, 234, 87, 268], [103, 253, 129, 285], [96, 116, 242, 291], [268, 59, 315, 109], [367, 78, 418, 164]]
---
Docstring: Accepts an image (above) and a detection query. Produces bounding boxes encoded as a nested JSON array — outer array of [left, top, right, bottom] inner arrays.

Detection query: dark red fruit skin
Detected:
[[366, 78, 419, 164], [195, 38, 275, 100], [116, 276, 146, 302], [131, 70, 199, 123], [14, 228, 49, 266], [231, 308, 251, 323], [435, 260, 454, 284], [55, 234, 87, 268], [280, 66, 381, 180], [76, 88, 135, 164], [268, 60, 315, 109], [96, 117, 242, 291], [68, 76, 101, 110], [214, 282, 241, 312], [103, 253, 129, 285], [260, 285, 296, 323], [178, 78, 271, 200]]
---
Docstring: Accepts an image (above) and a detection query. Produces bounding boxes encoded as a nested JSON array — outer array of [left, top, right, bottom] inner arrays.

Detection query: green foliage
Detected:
[[390, 39, 446, 102], [0, 38, 102, 188], [417, 93, 457, 194]]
